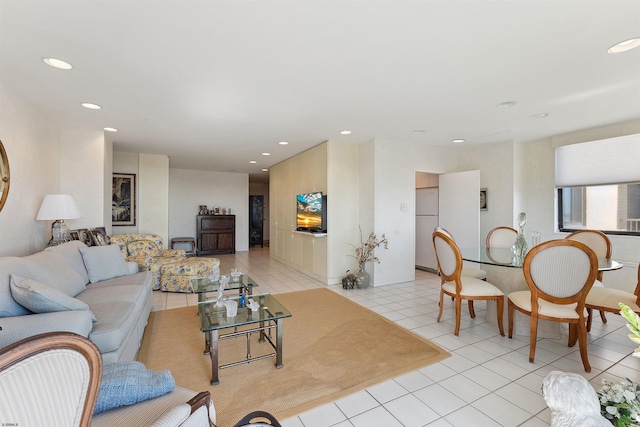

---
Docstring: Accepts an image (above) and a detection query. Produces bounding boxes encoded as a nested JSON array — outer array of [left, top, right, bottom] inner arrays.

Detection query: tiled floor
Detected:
[[152, 247, 640, 427]]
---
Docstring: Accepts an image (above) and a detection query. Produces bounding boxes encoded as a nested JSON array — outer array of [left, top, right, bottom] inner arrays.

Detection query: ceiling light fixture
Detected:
[[262, 168, 268, 172], [103, 127, 118, 132], [81, 103, 101, 110], [530, 113, 549, 119], [278, 141, 289, 145], [340, 130, 352, 135], [261, 152, 270, 156], [249, 160, 257, 164], [452, 139, 465, 144], [496, 101, 516, 108], [608, 37, 640, 54], [43, 57, 73, 70]]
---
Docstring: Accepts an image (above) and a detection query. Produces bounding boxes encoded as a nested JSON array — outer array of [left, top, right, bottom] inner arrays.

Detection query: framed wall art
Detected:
[[112, 173, 136, 226], [480, 188, 488, 211]]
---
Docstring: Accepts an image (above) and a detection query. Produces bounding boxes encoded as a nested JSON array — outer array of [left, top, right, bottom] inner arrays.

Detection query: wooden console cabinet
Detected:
[[197, 215, 236, 255]]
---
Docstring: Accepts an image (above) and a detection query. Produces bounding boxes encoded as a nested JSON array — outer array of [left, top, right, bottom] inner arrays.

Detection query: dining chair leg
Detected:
[[507, 299, 515, 338], [568, 324, 578, 347], [468, 300, 475, 318], [529, 317, 538, 363], [599, 310, 607, 324], [586, 308, 593, 332], [496, 296, 505, 336], [437, 289, 445, 322], [454, 297, 462, 336], [578, 322, 591, 372]]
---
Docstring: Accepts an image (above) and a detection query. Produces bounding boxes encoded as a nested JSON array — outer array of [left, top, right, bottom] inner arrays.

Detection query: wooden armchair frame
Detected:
[[508, 239, 598, 372]]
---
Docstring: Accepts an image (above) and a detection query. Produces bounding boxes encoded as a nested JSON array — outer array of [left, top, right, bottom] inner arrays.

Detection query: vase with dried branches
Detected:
[[349, 229, 389, 288]]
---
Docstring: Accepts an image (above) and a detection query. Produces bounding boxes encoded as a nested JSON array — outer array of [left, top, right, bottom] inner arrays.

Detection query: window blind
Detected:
[[555, 133, 640, 187]]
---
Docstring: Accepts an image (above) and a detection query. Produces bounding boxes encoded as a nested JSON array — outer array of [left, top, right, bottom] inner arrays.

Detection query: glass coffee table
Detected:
[[191, 274, 258, 303], [198, 293, 292, 385]]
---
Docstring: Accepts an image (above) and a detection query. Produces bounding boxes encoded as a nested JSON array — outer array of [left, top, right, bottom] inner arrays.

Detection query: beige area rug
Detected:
[[137, 288, 449, 427]]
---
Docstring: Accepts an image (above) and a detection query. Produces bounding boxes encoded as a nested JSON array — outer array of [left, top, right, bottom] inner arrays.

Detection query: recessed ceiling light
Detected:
[[608, 37, 640, 54], [81, 103, 101, 110], [452, 139, 465, 144], [262, 168, 268, 172], [261, 152, 270, 156], [278, 141, 289, 145], [496, 101, 516, 108], [43, 57, 73, 70], [249, 160, 257, 164], [340, 130, 352, 135], [103, 127, 118, 132], [530, 113, 549, 119]]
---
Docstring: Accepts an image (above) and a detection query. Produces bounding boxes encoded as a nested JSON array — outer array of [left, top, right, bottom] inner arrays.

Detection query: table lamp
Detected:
[[36, 194, 81, 246]]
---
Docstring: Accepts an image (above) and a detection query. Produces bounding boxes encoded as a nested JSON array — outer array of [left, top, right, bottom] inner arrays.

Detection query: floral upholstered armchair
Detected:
[[110, 233, 219, 292], [110, 233, 187, 290]]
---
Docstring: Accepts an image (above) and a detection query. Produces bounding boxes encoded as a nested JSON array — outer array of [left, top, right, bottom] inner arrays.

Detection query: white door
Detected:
[[438, 170, 480, 249]]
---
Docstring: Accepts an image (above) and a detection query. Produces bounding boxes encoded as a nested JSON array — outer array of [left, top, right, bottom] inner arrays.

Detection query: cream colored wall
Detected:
[[270, 142, 330, 282], [169, 168, 249, 251]]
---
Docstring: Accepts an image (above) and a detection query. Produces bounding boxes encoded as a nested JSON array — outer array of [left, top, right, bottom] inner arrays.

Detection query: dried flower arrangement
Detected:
[[349, 228, 389, 272]]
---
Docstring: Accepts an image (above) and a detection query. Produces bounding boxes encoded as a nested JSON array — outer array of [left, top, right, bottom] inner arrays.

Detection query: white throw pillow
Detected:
[[79, 244, 131, 284], [10, 275, 97, 321]]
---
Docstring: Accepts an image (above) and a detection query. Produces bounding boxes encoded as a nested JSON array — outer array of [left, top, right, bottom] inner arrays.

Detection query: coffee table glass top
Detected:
[[199, 294, 291, 332], [191, 274, 258, 295]]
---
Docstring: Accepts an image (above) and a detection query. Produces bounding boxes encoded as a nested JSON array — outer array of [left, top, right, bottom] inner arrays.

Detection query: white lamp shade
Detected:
[[36, 194, 81, 220]]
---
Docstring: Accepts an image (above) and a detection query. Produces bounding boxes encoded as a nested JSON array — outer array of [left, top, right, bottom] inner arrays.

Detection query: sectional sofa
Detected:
[[0, 240, 152, 363]]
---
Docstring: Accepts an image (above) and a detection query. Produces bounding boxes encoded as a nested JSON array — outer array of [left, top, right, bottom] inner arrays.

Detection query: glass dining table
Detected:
[[458, 246, 622, 337]]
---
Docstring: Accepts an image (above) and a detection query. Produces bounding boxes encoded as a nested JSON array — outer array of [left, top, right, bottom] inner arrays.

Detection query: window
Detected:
[[555, 133, 640, 236], [558, 183, 640, 235]]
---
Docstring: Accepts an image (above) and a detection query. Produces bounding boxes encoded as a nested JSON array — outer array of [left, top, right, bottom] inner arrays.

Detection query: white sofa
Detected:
[[0, 241, 153, 363]]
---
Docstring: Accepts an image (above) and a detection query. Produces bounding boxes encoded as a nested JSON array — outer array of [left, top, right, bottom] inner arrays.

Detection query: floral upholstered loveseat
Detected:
[[110, 234, 219, 292]]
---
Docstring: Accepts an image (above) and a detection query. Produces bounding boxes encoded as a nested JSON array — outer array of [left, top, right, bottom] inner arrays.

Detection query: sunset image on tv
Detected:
[[296, 192, 323, 230]]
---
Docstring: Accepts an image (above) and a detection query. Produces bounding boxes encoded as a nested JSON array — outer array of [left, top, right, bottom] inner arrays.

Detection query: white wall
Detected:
[[371, 139, 457, 286], [59, 128, 107, 233], [457, 141, 514, 241], [0, 83, 60, 255], [139, 154, 169, 246], [169, 168, 249, 251]]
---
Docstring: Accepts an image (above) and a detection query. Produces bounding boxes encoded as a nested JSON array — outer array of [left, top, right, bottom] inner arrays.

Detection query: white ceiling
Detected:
[[2, 1, 640, 182]]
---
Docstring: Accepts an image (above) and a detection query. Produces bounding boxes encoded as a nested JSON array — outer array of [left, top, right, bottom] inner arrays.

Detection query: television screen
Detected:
[[296, 192, 323, 231]]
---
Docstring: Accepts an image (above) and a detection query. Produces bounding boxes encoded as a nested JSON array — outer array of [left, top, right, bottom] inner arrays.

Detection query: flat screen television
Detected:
[[296, 192, 326, 232]]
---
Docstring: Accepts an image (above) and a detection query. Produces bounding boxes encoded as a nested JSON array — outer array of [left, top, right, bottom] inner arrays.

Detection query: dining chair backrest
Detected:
[[565, 230, 611, 259], [432, 229, 462, 283], [524, 239, 598, 303], [0, 332, 103, 427], [486, 226, 517, 248]]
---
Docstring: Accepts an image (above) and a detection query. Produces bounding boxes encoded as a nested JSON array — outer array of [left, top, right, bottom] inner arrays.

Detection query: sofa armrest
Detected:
[[161, 249, 187, 258], [0, 311, 94, 349], [125, 261, 140, 274]]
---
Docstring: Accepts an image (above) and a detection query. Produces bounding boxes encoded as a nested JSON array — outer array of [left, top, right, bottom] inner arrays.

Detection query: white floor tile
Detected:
[[155, 248, 638, 427]]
